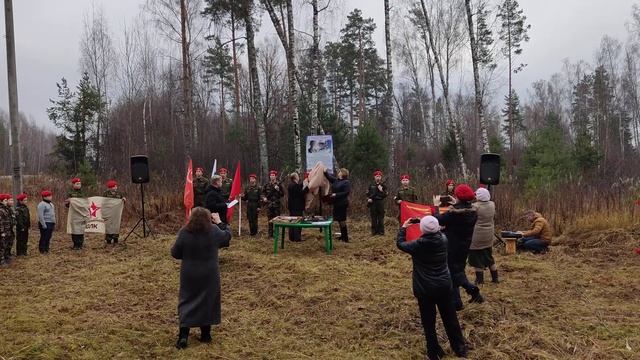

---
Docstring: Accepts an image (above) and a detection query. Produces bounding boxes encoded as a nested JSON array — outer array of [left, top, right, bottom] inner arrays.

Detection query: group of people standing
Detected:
[[0, 177, 127, 266]]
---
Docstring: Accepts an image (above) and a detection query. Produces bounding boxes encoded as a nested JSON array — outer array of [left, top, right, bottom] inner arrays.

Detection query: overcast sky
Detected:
[[0, 0, 638, 129]]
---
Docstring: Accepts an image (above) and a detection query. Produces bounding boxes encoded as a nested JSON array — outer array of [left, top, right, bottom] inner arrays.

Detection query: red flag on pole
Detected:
[[400, 201, 439, 241], [184, 158, 194, 223], [227, 161, 242, 221]]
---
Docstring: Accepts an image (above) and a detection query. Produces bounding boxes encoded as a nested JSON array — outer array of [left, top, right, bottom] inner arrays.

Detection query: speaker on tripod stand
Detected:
[[125, 155, 155, 240], [480, 153, 501, 191]]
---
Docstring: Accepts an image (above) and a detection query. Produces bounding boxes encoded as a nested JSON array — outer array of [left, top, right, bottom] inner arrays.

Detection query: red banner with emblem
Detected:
[[184, 159, 194, 223], [400, 201, 439, 241]]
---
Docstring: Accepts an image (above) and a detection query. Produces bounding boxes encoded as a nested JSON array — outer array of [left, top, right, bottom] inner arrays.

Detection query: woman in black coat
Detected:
[[436, 184, 483, 311], [287, 172, 308, 241], [324, 168, 351, 242], [171, 207, 231, 349], [205, 175, 228, 224], [397, 216, 468, 360]]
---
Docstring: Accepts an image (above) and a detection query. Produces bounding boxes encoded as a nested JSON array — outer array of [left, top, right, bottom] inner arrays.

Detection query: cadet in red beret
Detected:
[[193, 167, 209, 208], [436, 184, 483, 310], [218, 168, 233, 201], [394, 174, 418, 222], [241, 174, 262, 236], [65, 177, 86, 250], [103, 180, 126, 245], [262, 170, 283, 237], [15, 193, 30, 256], [0, 194, 13, 264], [366, 170, 388, 235], [37, 190, 56, 254]]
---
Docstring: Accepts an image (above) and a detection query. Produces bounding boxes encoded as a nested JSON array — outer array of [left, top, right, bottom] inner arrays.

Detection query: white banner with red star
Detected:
[[67, 197, 124, 234]]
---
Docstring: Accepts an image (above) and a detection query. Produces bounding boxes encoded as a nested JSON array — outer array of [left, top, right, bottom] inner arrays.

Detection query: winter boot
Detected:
[[475, 271, 484, 285], [340, 225, 349, 243], [490, 269, 499, 283], [468, 286, 484, 304]]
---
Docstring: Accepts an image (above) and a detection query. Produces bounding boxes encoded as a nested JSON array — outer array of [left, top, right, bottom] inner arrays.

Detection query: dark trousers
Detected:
[[417, 290, 467, 357], [39, 222, 55, 253], [3, 234, 14, 259], [179, 325, 211, 339], [289, 210, 303, 241], [247, 203, 259, 235], [449, 249, 479, 307], [16, 230, 28, 256], [71, 234, 84, 249], [519, 236, 548, 253], [369, 201, 385, 235], [105, 234, 119, 244], [267, 207, 281, 237]]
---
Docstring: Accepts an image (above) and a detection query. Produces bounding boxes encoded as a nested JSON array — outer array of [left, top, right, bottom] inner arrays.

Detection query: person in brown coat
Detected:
[[469, 188, 498, 284], [518, 210, 553, 253]]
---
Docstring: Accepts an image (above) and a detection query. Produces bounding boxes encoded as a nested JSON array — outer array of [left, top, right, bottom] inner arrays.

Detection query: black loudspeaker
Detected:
[[131, 155, 150, 184], [480, 153, 500, 185]]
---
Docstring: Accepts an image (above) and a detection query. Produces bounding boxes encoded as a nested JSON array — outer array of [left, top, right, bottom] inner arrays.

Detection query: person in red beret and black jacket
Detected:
[[367, 170, 388, 236], [436, 184, 484, 311], [15, 193, 30, 256]]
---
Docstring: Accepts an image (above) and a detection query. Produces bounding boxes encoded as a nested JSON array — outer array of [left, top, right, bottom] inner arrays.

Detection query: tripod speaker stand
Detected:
[[125, 155, 155, 240], [124, 183, 155, 240]]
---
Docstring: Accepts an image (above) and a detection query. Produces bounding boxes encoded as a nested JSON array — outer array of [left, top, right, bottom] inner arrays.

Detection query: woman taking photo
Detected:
[[397, 216, 468, 359], [171, 207, 232, 349], [324, 168, 351, 242]]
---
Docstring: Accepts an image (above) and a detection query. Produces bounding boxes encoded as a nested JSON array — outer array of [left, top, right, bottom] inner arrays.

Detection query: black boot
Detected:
[[491, 269, 499, 283], [176, 327, 189, 349], [475, 271, 484, 285], [468, 285, 484, 304], [340, 225, 349, 243], [199, 326, 212, 343], [427, 344, 446, 360]]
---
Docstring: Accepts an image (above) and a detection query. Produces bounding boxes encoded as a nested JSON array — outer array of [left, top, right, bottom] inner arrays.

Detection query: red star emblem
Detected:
[[89, 202, 101, 218]]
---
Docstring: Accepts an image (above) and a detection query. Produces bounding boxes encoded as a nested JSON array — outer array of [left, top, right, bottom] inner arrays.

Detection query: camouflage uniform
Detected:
[[103, 189, 125, 244], [193, 176, 210, 208], [0, 203, 13, 264], [395, 186, 418, 221], [67, 188, 86, 249], [242, 184, 262, 236], [367, 182, 388, 235], [262, 182, 284, 237], [221, 177, 233, 201], [15, 203, 30, 256]]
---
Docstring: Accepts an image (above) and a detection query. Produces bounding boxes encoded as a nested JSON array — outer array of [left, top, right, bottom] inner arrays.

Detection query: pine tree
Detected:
[[501, 90, 525, 147]]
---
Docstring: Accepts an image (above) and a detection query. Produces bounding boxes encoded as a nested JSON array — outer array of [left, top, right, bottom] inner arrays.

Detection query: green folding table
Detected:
[[272, 218, 334, 255]]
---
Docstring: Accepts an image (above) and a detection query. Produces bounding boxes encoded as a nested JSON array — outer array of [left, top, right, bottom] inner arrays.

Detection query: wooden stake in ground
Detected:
[[4, 0, 24, 198]]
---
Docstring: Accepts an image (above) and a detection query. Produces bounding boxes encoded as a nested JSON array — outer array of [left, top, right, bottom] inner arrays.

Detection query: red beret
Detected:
[[16, 193, 28, 201], [106, 180, 118, 188], [269, 170, 278, 176], [454, 184, 475, 202], [71, 177, 81, 184], [41, 190, 52, 197], [195, 167, 204, 173], [400, 174, 410, 180], [248, 174, 257, 179], [446, 179, 456, 186], [373, 170, 383, 177], [219, 168, 228, 174], [0, 194, 10, 201]]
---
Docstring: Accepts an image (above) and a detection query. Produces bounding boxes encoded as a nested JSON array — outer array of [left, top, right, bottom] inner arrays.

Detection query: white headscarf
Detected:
[[475, 188, 491, 202], [420, 215, 441, 234]]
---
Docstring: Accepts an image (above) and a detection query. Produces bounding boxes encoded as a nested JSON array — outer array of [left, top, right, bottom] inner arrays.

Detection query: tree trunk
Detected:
[[180, 0, 192, 164], [310, 0, 320, 135], [246, 11, 269, 181], [384, 0, 395, 173], [465, 0, 490, 153], [286, 0, 302, 172], [231, 10, 241, 124], [419, 0, 468, 178]]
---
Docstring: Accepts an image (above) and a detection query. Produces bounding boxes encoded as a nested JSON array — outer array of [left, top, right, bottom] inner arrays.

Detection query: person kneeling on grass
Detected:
[[517, 210, 553, 254], [397, 216, 468, 360], [171, 208, 231, 349]]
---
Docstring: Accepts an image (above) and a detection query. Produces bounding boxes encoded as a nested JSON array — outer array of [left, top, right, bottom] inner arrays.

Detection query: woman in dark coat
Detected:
[[171, 207, 232, 349], [324, 168, 351, 242], [397, 216, 468, 360], [436, 184, 483, 311], [205, 175, 228, 224], [287, 172, 308, 241]]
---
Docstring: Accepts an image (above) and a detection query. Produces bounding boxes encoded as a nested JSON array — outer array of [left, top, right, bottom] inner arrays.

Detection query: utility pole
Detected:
[[4, 0, 23, 200]]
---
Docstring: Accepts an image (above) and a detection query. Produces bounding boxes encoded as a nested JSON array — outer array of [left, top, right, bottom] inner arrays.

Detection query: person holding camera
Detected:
[[437, 184, 483, 310], [397, 216, 468, 360], [171, 208, 231, 349]]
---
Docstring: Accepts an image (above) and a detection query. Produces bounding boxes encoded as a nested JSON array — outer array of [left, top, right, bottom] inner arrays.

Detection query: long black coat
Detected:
[[396, 228, 452, 298], [436, 202, 477, 275], [324, 173, 351, 208], [171, 224, 231, 327], [205, 186, 228, 223], [287, 182, 308, 216]]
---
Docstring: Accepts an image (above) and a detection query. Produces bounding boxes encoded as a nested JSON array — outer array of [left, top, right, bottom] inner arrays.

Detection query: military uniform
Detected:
[[367, 182, 388, 235], [242, 183, 262, 236], [193, 176, 210, 207], [67, 187, 86, 249], [221, 177, 233, 201], [262, 182, 284, 237], [103, 188, 125, 244], [6, 205, 16, 259], [15, 202, 30, 256], [0, 202, 13, 264], [395, 186, 418, 221]]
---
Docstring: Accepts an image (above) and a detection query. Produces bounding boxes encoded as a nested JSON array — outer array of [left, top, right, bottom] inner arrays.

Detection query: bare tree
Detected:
[[384, 0, 396, 173]]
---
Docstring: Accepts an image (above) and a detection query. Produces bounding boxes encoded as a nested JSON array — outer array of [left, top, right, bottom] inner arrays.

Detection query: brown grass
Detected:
[[1, 215, 639, 360]]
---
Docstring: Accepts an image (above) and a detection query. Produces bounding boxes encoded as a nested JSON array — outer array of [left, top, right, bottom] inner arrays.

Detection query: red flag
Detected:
[[400, 201, 439, 241], [227, 161, 242, 221], [184, 159, 194, 223]]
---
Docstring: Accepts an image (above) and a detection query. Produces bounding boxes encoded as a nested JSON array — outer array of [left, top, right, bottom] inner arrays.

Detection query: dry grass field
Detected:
[[1, 216, 639, 360]]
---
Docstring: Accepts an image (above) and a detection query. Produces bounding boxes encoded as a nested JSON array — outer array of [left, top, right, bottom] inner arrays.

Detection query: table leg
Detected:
[[323, 226, 329, 254], [273, 225, 279, 255], [329, 225, 333, 253], [281, 227, 285, 249]]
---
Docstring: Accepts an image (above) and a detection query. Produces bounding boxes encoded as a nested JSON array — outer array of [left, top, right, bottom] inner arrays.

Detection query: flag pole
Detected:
[[238, 199, 242, 236]]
